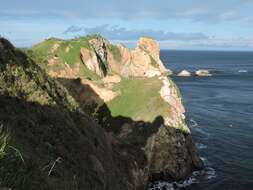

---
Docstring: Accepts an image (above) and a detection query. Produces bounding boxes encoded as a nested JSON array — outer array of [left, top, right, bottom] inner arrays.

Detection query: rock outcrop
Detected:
[[80, 36, 109, 77], [81, 48, 106, 77], [80, 36, 170, 78], [195, 69, 212, 76], [177, 70, 191, 77]]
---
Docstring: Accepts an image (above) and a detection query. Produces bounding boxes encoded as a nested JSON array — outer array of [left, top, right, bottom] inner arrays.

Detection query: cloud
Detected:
[[62, 24, 253, 50], [1, 0, 253, 23], [63, 25, 209, 41]]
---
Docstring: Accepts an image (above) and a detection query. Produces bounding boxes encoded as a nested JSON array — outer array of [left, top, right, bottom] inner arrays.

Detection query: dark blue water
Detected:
[[160, 50, 253, 190]]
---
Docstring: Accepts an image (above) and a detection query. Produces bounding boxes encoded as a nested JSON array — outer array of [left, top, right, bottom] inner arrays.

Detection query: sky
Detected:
[[1, 0, 253, 50]]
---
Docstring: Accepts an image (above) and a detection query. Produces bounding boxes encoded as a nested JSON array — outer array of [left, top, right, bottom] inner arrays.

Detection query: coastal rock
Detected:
[[88, 36, 109, 63], [81, 47, 107, 77], [102, 75, 121, 84], [145, 69, 162, 78], [143, 76, 203, 180], [120, 37, 169, 78], [137, 37, 168, 73], [195, 69, 212, 76], [177, 70, 191, 77], [80, 36, 170, 79]]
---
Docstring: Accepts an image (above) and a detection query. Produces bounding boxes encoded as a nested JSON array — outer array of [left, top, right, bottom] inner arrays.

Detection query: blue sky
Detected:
[[1, 0, 253, 50]]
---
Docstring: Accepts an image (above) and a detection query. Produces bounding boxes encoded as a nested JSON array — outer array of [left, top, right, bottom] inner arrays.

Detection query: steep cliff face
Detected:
[[28, 35, 203, 188]]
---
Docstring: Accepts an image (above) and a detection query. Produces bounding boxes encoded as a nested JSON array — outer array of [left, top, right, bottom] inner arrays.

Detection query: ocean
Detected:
[[153, 50, 253, 190]]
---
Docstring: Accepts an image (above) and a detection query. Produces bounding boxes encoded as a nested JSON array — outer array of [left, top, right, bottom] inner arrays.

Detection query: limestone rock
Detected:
[[89, 37, 109, 63], [81, 48, 106, 77], [177, 70, 191, 77], [102, 75, 121, 84], [144, 69, 162, 78], [81, 79, 120, 102], [137, 37, 168, 73], [120, 37, 169, 78], [195, 69, 212, 76]]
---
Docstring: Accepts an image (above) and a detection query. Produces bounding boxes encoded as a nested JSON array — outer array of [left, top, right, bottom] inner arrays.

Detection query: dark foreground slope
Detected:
[[0, 38, 142, 190]]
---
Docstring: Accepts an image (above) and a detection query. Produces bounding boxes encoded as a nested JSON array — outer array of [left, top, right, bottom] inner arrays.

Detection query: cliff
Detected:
[[0, 35, 202, 190], [0, 38, 142, 190]]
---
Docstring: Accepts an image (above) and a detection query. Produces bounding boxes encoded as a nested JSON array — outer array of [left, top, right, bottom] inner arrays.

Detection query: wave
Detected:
[[195, 143, 207, 149], [148, 156, 216, 190], [238, 69, 248, 73], [188, 118, 210, 138]]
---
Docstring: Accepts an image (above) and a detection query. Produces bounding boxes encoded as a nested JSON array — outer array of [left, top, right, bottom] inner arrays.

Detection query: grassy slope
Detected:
[[30, 37, 100, 80], [107, 77, 171, 122]]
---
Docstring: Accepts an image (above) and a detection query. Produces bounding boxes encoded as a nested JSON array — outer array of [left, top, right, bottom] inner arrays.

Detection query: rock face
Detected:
[[177, 70, 191, 77], [121, 37, 170, 78], [80, 36, 170, 78], [195, 69, 212, 76], [137, 37, 168, 73], [28, 35, 203, 189], [81, 37, 109, 77], [81, 48, 106, 77]]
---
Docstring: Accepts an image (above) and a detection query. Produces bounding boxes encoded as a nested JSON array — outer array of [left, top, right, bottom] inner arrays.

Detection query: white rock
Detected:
[[177, 70, 191, 77], [144, 69, 162, 78], [195, 69, 212, 76]]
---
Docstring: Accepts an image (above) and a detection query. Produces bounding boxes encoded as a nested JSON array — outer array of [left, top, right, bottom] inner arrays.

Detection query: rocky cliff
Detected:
[[0, 35, 203, 189]]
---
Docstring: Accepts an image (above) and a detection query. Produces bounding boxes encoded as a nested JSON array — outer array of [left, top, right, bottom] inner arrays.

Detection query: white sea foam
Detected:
[[189, 118, 198, 127], [148, 164, 216, 190], [238, 70, 248, 73], [195, 143, 207, 150], [189, 118, 210, 138]]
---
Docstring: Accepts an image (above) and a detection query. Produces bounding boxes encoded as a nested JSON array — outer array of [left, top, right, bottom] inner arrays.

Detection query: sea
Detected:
[[150, 50, 253, 190]]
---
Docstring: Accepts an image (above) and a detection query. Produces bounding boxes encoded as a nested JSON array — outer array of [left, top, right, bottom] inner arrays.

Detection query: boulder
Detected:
[[195, 69, 212, 76], [177, 70, 191, 77]]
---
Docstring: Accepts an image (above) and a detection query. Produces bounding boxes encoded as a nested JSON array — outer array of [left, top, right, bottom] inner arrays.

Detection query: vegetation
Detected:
[[107, 77, 172, 122], [29, 36, 104, 81], [107, 44, 121, 63], [149, 55, 159, 68]]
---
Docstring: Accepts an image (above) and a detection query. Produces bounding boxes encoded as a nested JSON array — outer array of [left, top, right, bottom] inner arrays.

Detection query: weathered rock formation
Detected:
[[81, 37, 109, 77], [177, 70, 192, 77], [195, 69, 212, 76], [80, 36, 170, 79]]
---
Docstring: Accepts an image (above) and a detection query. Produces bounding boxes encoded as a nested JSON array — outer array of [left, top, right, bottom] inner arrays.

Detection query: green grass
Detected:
[[106, 77, 172, 122], [0, 125, 39, 190], [149, 55, 158, 67], [107, 44, 121, 63], [30, 36, 103, 80], [55, 39, 90, 67]]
